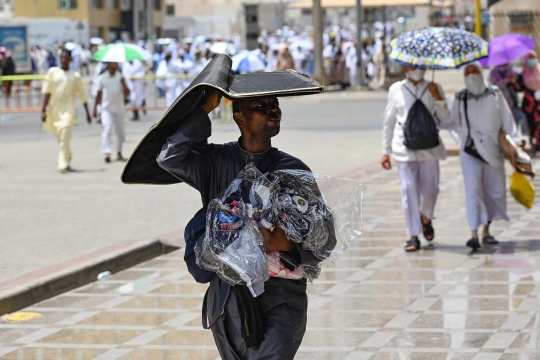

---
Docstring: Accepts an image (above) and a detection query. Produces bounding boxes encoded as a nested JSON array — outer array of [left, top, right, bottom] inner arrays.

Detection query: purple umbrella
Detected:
[[479, 34, 535, 67]]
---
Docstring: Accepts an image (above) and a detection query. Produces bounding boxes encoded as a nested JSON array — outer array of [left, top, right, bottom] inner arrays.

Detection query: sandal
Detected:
[[466, 238, 481, 251], [421, 216, 435, 242], [482, 235, 499, 245], [404, 238, 421, 252]]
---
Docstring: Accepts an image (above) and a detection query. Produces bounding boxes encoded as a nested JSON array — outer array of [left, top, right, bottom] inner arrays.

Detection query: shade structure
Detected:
[[479, 34, 535, 67], [121, 54, 323, 185], [389, 27, 489, 69], [231, 50, 266, 73], [91, 43, 151, 63], [288, 0, 429, 8]]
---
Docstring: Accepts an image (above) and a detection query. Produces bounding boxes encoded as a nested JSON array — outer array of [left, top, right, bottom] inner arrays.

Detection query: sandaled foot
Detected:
[[104, 156, 111, 163], [421, 216, 435, 242], [466, 238, 481, 251], [482, 235, 499, 245], [405, 238, 421, 252]]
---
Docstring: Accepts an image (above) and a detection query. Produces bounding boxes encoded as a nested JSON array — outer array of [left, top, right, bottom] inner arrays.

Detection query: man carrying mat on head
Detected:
[[121, 54, 330, 359], [157, 92, 326, 358]]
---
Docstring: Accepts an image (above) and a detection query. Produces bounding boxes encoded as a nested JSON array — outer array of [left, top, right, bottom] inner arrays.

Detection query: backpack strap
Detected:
[[402, 82, 431, 100]]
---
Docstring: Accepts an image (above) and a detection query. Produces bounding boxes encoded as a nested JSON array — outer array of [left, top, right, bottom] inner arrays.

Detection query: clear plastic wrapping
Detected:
[[195, 163, 363, 297]]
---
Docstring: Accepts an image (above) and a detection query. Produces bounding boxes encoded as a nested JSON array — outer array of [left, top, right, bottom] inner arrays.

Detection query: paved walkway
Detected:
[[2, 158, 540, 360]]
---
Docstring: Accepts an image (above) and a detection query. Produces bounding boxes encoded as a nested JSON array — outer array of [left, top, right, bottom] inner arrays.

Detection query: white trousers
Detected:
[[460, 152, 508, 231], [130, 79, 144, 108], [349, 67, 357, 88], [397, 160, 440, 237], [101, 110, 125, 154], [52, 125, 73, 170]]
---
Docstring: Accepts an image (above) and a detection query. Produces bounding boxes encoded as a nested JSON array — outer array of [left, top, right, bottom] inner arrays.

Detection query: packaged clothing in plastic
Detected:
[[510, 171, 536, 209], [195, 163, 363, 297]]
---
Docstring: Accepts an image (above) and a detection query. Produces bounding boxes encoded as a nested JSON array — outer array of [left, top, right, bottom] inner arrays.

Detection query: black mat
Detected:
[[121, 54, 323, 185]]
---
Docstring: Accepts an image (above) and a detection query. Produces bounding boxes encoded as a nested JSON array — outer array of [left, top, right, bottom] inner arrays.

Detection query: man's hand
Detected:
[[93, 109, 98, 118], [381, 154, 391, 170], [41, 111, 47, 123], [201, 89, 222, 114], [428, 82, 442, 101], [86, 113, 92, 124], [259, 225, 296, 252]]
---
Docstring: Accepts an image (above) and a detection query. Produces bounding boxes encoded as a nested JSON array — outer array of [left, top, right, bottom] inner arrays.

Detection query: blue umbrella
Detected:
[[231, 50, 266, 73], [389, 27, 489, 69]]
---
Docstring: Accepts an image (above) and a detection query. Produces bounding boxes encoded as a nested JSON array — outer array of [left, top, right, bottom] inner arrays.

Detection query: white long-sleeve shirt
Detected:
[[446, 89, 518, 168], [382, 79, 451, 162]]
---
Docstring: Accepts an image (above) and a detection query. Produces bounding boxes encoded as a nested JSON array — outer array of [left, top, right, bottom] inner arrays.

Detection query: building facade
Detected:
[[490, 0, 540, 55], [14, 0, 164, 43]]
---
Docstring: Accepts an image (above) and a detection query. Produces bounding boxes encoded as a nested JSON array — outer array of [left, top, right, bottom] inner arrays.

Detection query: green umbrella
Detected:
[[91, 43, 151, 63]]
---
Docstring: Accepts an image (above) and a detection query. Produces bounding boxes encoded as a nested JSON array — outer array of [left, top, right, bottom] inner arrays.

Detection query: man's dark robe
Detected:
[[157, 107, 320, 359]]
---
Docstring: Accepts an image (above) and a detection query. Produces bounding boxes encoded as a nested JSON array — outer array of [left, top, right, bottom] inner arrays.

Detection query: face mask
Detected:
[[527, 58, 538, 68], [407, 69, 426, 82], [465, 74, 486, 95]]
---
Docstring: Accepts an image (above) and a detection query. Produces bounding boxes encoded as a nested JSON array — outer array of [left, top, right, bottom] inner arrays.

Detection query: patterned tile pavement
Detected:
[[1, 158, 540, 360]]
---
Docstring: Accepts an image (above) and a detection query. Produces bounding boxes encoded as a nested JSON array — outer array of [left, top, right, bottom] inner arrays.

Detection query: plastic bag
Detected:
[[195, 163, 363, 297], [510, 171, 536, 209]]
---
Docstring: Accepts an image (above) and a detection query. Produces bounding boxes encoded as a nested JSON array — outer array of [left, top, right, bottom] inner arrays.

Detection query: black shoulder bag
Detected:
[[462, 96, 486, 163]]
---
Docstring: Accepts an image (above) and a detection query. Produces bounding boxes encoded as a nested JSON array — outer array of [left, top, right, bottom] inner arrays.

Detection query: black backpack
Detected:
[[402, 84, 440, 150]]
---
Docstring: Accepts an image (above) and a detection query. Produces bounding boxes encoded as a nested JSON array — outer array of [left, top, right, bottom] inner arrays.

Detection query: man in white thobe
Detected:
[[156, 52, 186, 108], [41, 49, 92, 173], [122, 59, 146, 120], [93, 62, 129, 163], [345, 45, 357, 88], [381, 66, 450, 251]]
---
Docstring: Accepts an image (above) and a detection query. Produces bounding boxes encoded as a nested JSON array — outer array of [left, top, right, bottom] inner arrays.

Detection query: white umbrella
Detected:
[[290, 39, 314, 52], [210, 42, 237, 55], [270, 42, 288, 52], [89, 37, 104, 45], [231, 50, 266, 73], [64, 42, 77, 51], [91, 43, 151, 63]]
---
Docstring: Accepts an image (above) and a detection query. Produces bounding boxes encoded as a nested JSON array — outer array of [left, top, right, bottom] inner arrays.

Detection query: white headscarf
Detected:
[[463, 61, 488, 97]]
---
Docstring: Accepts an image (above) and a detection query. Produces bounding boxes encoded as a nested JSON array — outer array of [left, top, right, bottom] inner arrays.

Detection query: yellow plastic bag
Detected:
[[510, 171, 536, 209]]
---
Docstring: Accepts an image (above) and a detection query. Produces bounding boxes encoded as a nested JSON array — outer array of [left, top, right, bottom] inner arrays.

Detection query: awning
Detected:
[[288, 0, 430, 9]]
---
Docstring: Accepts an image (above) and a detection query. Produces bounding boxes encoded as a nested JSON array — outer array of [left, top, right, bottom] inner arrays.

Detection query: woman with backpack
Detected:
[[448, 62, 518, 250], [381, 65, 450, 252]]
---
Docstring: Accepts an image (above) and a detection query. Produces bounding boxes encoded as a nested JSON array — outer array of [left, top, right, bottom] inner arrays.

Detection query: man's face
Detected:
[[235, 97, 282, 140], [60, 53, 71, 68]]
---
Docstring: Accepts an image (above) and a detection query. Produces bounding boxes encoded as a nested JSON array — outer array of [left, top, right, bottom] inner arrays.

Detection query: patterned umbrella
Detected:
[[389, 27, 489, 69]]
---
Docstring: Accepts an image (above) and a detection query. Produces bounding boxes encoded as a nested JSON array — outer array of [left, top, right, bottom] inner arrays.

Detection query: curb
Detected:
[[0, 236, 181, 316]]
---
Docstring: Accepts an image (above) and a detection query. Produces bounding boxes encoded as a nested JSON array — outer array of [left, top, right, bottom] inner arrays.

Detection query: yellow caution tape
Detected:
[[0, 74, 196, 81], [0, 74, 46, 81], [1, 312, 42, 322]]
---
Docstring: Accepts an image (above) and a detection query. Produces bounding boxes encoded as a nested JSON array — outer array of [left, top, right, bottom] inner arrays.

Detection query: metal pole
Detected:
[[355, 0, 365, 87], [475, 0, 482, 36], [146, 0, 154, 40], [312, 0, 325, 85], [133, 0, 140, 41]]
